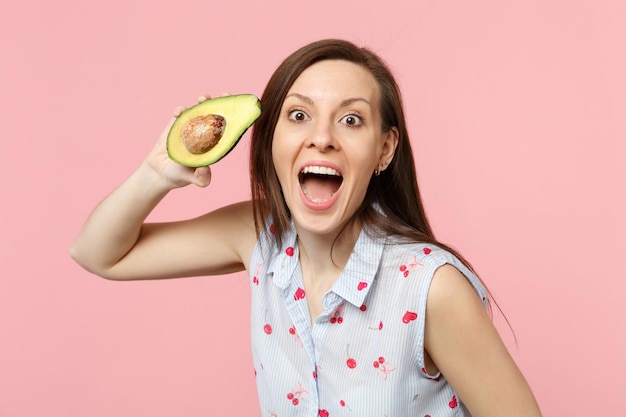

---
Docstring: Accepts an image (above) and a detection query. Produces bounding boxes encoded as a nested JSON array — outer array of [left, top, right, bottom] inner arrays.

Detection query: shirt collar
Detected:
[[330, 227, 386, 307], [265, 219, 386, 307], [265, 221, 299, 290]]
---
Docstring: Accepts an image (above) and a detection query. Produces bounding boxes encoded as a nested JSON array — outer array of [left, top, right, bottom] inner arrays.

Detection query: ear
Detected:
[[378, 127, 399, 173]]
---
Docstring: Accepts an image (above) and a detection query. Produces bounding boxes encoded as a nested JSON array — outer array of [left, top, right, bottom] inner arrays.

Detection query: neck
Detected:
[[296, 219, 362, 284]]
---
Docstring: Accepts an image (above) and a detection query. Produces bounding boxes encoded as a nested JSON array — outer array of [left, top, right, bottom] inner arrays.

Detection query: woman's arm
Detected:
[[70, 103, 257, 280], [424, 264, 542, 417]]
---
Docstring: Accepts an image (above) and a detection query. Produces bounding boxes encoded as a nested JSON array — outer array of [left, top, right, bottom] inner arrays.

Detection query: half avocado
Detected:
[[167, 94, 262, 167]]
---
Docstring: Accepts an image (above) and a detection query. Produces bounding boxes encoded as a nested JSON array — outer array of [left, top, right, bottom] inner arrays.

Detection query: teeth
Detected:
[[301, 166, 341, 176]]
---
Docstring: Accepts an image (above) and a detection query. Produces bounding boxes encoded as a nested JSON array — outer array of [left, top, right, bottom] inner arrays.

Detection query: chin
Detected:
[[291, 201, 360, 239]]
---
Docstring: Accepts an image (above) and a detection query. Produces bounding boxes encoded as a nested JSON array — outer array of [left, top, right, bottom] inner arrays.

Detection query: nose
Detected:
[[306, 119, 338, 152]]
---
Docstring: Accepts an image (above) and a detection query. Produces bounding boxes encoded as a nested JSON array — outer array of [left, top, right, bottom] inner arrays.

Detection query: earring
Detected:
[[375, 161, 388, 176]]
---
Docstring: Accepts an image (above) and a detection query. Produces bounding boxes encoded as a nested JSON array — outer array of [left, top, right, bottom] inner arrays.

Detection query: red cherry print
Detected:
[[369, 319, 383, 330], [286, 247, 294, 256], [402, 311, 418, 324], [289, 326, 296, 335], [423, 247, 432, 255], [287, 383, 308, 406], [313, 371, 317, 379], [319, 410, 329, 417], [346, 344, 357, 368], [269, 224, 276, 234], [294, 287, 306, 300], [262, 310, 272, 334], [449, 395, 458, 408], [400, 255, 424, 277], [357, 281, 368, 291], [359, 304, 367, 311], [252, 264, 262, 285], [375, 357, 396, 381], [340, 400, 346, 407], [330, 306, 343, 324]]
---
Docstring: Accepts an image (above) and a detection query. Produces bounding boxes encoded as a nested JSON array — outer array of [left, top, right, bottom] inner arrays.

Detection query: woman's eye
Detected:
[[288, 110, 309, 122], [340, 114, 362, 126]]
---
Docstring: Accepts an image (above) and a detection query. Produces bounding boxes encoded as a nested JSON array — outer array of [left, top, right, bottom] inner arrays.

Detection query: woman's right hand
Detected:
[[144, 96, 213, 190], [71, 93, 259, 281]]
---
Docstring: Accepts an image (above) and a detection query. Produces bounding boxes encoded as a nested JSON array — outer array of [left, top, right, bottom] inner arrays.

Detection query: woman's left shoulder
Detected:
[[384, 237, 489, 303], [385, 238, 471, 273]]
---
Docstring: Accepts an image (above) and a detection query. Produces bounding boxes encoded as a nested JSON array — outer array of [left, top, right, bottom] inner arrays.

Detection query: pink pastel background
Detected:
[[1, 0, 624, 415]]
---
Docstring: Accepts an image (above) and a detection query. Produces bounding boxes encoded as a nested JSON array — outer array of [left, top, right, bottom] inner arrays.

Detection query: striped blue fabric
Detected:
[[249, 220, 488, 417]]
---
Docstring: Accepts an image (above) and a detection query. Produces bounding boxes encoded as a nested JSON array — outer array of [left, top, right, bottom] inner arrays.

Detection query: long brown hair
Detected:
[[250, 39, 495, 315]]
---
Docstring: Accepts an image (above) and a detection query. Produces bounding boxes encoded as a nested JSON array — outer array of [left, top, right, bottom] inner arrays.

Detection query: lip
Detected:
[[297, 160, 343, 211]]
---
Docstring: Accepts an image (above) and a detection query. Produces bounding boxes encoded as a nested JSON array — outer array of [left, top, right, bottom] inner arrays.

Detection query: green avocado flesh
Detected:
[[167, 94, 262, 167]]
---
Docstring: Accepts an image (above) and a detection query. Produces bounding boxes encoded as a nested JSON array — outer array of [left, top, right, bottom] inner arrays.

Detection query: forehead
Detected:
[[287, 59, 380, 105]]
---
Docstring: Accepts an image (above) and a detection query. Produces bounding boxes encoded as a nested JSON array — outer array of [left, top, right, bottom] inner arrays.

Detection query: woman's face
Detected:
[[272, 59, 397, 238]]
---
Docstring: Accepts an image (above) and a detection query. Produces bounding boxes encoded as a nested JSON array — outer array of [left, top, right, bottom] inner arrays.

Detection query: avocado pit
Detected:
[[166, 94, 261, 166], [181, 114, 226, 154]]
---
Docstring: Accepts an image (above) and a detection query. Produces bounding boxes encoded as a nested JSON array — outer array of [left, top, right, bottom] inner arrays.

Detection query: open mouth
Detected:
[[298, 165, 343, 205]]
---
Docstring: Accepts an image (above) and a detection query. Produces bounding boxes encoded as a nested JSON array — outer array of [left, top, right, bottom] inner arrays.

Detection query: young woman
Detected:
[[72, 39, 542, 417]]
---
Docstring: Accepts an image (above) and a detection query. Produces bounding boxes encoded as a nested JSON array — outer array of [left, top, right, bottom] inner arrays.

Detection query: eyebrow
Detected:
[[285, 93, 372, 109]]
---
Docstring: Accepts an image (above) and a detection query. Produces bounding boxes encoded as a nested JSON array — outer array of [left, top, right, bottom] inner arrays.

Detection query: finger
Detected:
[[173, 105, 186, 118], [198, 94, 211, 103], [193, 166, 212, 188]]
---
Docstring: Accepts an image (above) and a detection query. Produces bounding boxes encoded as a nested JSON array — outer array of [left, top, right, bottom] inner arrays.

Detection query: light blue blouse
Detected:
[[249, 220, 488, 417]]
